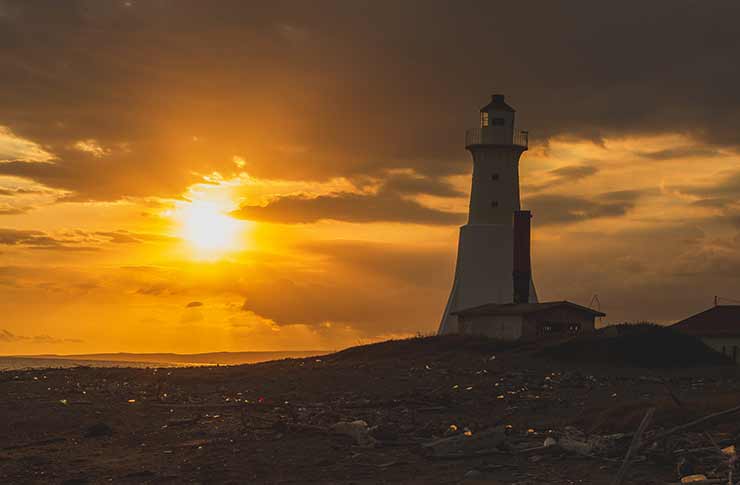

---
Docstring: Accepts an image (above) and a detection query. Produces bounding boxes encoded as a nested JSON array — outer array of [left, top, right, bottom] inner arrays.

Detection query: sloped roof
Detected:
[[671, 305, 740, 337], [452, 300, 605, 317], [481, 94, 516, 113]]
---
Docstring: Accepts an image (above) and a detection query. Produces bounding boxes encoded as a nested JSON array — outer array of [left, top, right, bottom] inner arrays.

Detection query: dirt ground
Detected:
[[2, 335, 740, 484]]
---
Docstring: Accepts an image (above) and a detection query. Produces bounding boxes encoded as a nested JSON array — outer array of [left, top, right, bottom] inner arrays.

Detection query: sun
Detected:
[[178, 200, 242, 252]]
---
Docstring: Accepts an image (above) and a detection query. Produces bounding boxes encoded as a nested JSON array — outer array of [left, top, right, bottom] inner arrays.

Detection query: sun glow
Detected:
[[177, 200, 243, 253]]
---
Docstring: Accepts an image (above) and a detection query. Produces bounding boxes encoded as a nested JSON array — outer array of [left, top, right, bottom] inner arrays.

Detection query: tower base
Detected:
[[438, 224, 538, 335]]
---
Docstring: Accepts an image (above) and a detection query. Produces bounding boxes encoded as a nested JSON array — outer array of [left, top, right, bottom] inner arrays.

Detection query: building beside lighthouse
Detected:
[[438, 95, 604, 339]]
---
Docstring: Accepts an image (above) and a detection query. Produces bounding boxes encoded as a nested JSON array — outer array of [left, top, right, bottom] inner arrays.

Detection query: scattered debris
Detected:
[[330, 420, 377, 447], [557, 426, 626, 456], [679, 475, 709, 483], [422, 426, 507, 459], [4, 334, 740, 483]]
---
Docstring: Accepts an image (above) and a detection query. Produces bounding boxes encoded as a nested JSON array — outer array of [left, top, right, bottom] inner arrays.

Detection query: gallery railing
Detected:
[[465, 128, 528, 149]]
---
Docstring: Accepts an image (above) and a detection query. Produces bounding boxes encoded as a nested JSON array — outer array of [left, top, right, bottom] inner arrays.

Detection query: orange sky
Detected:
[[1, 1, 739, 354]]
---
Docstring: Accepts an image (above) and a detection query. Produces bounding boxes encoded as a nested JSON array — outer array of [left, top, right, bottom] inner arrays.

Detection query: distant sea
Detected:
[[0, 357, 180, 371], [0, 351, 325, 372]]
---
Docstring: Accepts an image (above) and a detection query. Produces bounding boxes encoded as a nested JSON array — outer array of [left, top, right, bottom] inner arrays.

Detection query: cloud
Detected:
[[638, 147, 721, 161], [234, 190, 464, 225], [548, 165, 599, 181], [0, 228, 64, 247], [524, 190, 644, 226], [186, 301, 203, 308], [683, 170, 740, 200], [525, 164, 600, 193], [0, 126, 54, 163], [0, 228, 158, 250], [136, 283, 183, 296], [73, 139, 109, 158], [380, 172, 465, 198], [0, 1, 739, 202], [0, 328, 83, 344], [93, 231, 141, 244]]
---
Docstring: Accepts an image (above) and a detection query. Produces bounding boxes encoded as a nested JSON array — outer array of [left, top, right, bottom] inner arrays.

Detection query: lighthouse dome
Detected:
[[480, 94, 516, 113]]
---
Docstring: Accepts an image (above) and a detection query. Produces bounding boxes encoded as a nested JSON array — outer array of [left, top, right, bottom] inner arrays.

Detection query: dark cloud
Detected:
[[691, 198, 731, 209], [638, 147, 722, 161], [379, 172, 465, 198], [0, 228, 125, 250], [186, 301, 204, 308], [525, 164, 600, 193], [136, 283, 183, 297], [548, 165, 599, 181], [674, 170, 740, 216], [88, 230, 176, 244], [233, 187, 465, 225], [0, 1, 739, 200], [94, 231, 141, 244], [683, 171, 740, 200], [0, 228, 63, 247], [524, 190, 644, 226]]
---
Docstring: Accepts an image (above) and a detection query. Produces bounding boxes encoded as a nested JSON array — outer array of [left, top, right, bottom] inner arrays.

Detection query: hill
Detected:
[[2, 334, 739, 484], [541, 323, 732, 368]]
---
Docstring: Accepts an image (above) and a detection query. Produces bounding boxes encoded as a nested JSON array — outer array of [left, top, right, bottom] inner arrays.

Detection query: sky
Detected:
[[1, 0, 740, 354]]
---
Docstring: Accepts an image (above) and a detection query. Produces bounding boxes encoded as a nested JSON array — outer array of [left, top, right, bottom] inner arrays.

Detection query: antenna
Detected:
[[588, 294, 601, 311], [589, 294, 604, 327], [716, 295, 740, 305]]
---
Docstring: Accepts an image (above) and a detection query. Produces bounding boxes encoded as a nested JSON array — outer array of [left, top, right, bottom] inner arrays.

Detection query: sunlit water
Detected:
[[0, 357, 188, 371]]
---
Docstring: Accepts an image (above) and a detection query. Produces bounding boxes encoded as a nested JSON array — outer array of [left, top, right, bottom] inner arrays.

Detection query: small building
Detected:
[[452, 301, 605, 340], [671, 305, 740, 363]]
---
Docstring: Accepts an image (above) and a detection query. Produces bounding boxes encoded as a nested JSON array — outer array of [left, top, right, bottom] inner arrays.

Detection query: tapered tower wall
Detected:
[[438, 95, 537, 335]]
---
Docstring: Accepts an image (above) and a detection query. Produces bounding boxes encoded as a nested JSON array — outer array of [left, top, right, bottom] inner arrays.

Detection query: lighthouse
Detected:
[[438, 94, 538, 335]]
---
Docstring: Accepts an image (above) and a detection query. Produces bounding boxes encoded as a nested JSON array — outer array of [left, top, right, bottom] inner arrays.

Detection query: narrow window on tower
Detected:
[[492, 117, 505, 126], [491, 173, 499, 181], [491, 201, 499, 208], [481, 112, 489, 127]]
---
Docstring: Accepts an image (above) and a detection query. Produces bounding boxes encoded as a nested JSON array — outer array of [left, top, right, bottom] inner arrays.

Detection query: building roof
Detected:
[[671, 305, 740, 337], [452, 300, 606, 317], [481, 94, 516, 113]]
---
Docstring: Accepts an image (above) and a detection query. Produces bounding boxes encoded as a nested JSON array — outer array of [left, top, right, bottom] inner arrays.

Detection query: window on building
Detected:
[[492, 117, 505, 126], [491, 201, 498, 208], [491, 174, 499, 181], [481, 112, 489, 127]]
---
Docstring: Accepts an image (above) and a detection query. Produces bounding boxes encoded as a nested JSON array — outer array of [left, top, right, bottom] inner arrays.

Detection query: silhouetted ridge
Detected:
[[541, 323, 731, 368]]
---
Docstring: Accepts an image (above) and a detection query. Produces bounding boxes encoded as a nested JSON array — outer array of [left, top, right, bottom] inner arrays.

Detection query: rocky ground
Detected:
[[2, 334, 740, 484]]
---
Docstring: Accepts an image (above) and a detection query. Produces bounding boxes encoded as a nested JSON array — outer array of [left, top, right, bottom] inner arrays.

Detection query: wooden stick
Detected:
[[612, 407, 655, 485], [652, 404, 740, 442], [665, 480, 723, 485]]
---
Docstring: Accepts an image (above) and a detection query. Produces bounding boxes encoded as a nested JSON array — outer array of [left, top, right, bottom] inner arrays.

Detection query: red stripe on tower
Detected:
[[513, 210, 532, 304]]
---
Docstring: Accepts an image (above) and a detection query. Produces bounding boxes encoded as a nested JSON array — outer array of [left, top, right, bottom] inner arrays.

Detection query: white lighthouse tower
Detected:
[[438, 94, 538, 335]]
